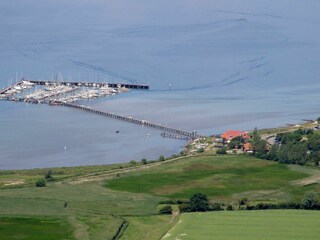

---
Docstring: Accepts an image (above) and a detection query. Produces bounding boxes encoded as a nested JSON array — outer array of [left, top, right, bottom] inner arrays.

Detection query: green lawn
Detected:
[[163, 210, 320, 240], [105, 155, 318, 201], [0, 217, 74, 240]]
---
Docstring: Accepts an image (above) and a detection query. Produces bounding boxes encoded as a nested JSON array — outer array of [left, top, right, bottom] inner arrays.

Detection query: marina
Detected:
[[0, 79, 203, 139]]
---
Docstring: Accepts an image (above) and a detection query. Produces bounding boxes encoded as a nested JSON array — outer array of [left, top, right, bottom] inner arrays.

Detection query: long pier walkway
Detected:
[[58, 102, 204, 139]]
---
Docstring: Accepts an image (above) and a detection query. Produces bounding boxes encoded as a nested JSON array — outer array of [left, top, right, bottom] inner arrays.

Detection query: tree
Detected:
[[255, 139, 267, 157], [251, 128, 267, 156], [277, 142, 308, 164], [216, 147, 227, 154], [190, 193, 209, 212], [310, 151, 320, 166], [281, 131, 302, 144], [307, 134, 320, 152], [44, 170, 54, 182], [141, 158, 147, 165], [267, 144, 279, 161], [197, 148, 205, 153], [35, 179, 46, 187], [228, 136, 244, 149], [159, 205, 172, 214], [302, 191, 320, 210], [252, 127, 260, 149], [129, 160, 137, 166]]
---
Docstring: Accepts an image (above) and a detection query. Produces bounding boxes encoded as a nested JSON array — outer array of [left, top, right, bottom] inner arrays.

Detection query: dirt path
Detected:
[[62, 155, 192, 185], [68, 215, 90, 240]]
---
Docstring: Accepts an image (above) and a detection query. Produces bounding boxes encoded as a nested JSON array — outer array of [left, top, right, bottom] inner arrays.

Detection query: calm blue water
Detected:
[[1, 0, 320, 169]]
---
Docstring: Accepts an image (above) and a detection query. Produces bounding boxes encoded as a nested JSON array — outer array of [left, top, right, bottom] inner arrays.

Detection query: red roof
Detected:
[[221, 130, 250, 141]]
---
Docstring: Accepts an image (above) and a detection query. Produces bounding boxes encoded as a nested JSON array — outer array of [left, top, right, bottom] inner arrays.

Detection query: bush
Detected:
[[197, 148, 205, 153], [141, 159, 147, 165], [44, 170, 54, 182], [129, 160, 137, 166], [35, 179, 46, 187], [180, 151, 187, 156], [159, 200, 175, 204], [245, 205, 255, 210], [179, 204, 192, 213], [216, 147, 227, 154], [302, 191, 320, 210], [278, 202, 302, 209], [210, 203, 223, 211], [226, 205, 234, 211], [245, 202, 303, 211], [159, 205, 173, 214], [254, 203, 278, 210], [177, 199, 189, 204], [159, 199, 190, 205], [239, 198, 249, 206]]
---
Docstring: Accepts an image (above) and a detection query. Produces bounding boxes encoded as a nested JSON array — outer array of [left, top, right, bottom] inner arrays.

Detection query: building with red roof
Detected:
[[221, 130, 250, 142]]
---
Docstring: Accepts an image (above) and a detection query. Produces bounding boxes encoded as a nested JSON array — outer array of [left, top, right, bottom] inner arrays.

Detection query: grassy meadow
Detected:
[[163, 210, 320, 240], [105, 155, 319, 202], [0, 154, 320, 239]]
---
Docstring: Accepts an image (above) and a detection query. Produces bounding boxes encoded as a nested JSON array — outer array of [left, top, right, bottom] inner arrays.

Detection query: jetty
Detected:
[[58, 102, 204, 139]]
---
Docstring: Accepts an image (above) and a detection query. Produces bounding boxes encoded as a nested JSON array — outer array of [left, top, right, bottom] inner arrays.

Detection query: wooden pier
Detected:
[[58, 102, 204, 139], [27, 80, 149, 90]]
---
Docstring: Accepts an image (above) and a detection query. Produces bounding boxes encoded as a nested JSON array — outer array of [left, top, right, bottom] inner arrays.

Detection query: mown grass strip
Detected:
[[164, 210, 320, 240]]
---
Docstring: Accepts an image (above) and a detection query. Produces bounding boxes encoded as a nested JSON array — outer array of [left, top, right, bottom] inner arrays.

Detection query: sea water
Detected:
[[0, 0, 320, 169]]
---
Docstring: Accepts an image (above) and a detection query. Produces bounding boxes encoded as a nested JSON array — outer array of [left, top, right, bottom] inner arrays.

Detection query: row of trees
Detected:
[[159, 191, 320, 214], [159, 193, 219, 214]]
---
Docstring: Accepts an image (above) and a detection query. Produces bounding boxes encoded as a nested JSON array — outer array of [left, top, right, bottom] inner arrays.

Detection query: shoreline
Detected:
[[1, 118, 318, 173]]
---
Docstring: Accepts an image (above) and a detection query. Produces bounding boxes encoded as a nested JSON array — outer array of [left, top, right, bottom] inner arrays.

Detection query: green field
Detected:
[[163, 210, 320, 240], [0, 154, 320, 239], [105, 155, 319, 201], [0, 217, 74, 240], [0, 182, 163, 239]]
